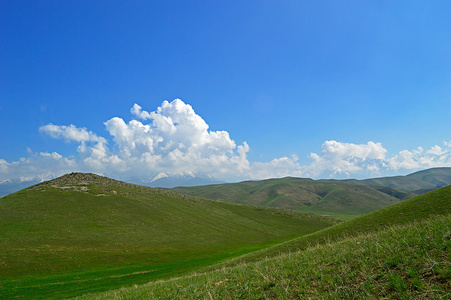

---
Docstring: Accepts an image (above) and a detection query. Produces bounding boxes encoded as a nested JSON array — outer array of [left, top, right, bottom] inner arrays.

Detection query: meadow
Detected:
[[77, 215, 451, 299], [1, 173, 450, 298], [78, 184, 451, 299], [0, 173, 335, 298]]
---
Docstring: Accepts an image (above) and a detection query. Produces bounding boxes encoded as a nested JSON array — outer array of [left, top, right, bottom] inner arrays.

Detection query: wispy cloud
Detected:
[[0, 151, 76, 180], [1, 99, 451, 182], [39, 124, 106, 143]]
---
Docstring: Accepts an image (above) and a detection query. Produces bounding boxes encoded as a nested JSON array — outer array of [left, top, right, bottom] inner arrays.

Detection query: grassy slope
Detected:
[[79, 183, 451, 299], [208, 184, 451, 268], [0, 173, 335, 299], [78, 215, 451, 299], [173, 177, 409, 220]]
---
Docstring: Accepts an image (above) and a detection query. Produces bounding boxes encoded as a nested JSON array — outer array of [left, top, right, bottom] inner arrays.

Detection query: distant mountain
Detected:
[[127, 171, 223, 188], [172, 167, 451, 220], [172, 177, 414, 220], [0, 174, 54, 197], [344, 167, 451, 194]]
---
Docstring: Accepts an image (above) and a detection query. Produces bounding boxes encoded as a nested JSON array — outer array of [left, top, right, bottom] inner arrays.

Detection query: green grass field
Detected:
[[76, 184, 451, 299], [203, 184, 451, 269], [77, 215, 451, 299], [0, 173, 335, 299]]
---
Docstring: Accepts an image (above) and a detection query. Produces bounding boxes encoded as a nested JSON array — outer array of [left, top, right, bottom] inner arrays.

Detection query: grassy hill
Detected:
[[173, 177, 414, 220], [172, 168, 451, 220], [345, 167, 451, 194], [0, 173, 335, 299], [79, 182, 451, 299], [211, 182, 451, 268]]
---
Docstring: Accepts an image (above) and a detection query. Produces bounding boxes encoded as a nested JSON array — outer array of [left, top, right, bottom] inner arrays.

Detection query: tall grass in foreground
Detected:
[[77, 215, 451, 299]]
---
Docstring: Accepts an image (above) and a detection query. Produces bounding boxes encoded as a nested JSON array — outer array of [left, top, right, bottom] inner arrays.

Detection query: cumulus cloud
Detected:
[[388, 143, 451, 171], [304, 141, 388, 177], [249, 155, 303, 179], [39, 123, 117, 174], [0, 159, 9, 174], [304, 140, 451, 178], [39, 124, 106, 143], [13, 99, 251, 181], [2, 99, 451, 182], [99, 99, 247, 180], [0, 151, 77, 181]]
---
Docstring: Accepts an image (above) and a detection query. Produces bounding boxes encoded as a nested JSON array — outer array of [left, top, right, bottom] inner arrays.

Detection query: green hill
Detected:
[[346, 167, 451, 194], [0, 173, 335, 299], [79, 215, 451, 299], [173, 177, 414, 220], [200, 183, 451, 270], [79, 180, 451, 299], [172, 168, 451, 220]]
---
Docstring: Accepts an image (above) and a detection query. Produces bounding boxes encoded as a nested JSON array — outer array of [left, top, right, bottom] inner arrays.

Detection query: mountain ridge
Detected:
[[126, 171, 223, 188], [172, 167, 451, 220], [343, 167, 451, 193]]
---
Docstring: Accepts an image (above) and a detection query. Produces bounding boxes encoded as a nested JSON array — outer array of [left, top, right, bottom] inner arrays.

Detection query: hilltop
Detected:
[[0, 173, 335, 299]]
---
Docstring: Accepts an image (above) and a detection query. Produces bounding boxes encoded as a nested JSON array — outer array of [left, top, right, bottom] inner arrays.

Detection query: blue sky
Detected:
[[1, 1, 450, 182]]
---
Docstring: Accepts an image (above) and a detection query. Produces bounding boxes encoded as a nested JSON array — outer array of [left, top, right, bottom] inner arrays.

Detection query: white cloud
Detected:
[[0, 159, 9, 174], [39, 123, 116, 174], [130, 103, 152, 120], [2, 99, 451, 182], [388, 148, 422, 170], [20, 99, 249, 181], [427, 145, 445, 156], [304, 141, 387, 177], [0, 151, 77, 181], [100, 99, 246, 180], [250, 155, 303, 179], [303, 140, 451, 178], [388, 143, 451, 171], [39, 124, 106, 143]]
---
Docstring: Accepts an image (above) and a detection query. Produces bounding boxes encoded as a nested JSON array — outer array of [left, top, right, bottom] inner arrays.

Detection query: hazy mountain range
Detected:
[[126, 171, 223, 188]]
